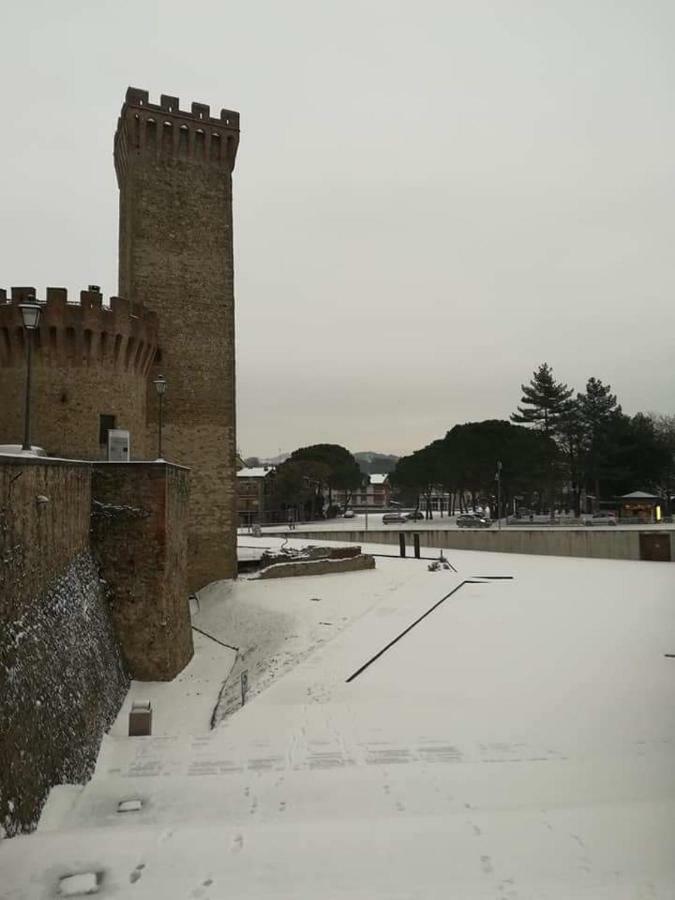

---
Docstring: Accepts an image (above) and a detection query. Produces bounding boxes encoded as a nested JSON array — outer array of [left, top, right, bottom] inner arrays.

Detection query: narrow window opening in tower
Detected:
[[211, 133, 221, 161], [146, 118, 157, 151], [134, 340, 145, 371], [49, 326, 58, 353], [33, 328, 42, 352], [100, 331, 108, 361], [65, 327, 76, 359], [179, 124, 189, 156], [162, 121, 173, 153], [0, 326, 10, 363], [113, 334, 123, 368], [195, 128, 205, 160], [84, 329, 93, 363], [124, 337, 136, 371]]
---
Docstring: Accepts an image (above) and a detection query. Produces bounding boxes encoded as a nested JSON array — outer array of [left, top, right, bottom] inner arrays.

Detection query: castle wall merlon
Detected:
[[11, 286, 37, 302], [122, 86, 240, 131], [0, 288, 160, 372]]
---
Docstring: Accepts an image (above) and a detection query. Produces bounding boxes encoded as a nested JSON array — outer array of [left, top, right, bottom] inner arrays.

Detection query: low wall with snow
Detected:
[[286, 527, 674, 561], [0, 457, 128, 837]]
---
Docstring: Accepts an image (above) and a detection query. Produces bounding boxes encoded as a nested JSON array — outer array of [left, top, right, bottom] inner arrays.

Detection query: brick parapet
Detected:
[[0, 287, 158, 375], [114, 87, 239, 186]]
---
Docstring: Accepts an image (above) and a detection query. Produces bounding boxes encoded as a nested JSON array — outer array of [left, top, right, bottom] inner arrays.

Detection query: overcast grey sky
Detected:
[[1, 1, 674, 458]]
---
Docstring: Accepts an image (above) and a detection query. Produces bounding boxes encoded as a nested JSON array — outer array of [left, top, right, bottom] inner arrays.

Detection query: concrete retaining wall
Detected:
[[286, 528, 675, 562]]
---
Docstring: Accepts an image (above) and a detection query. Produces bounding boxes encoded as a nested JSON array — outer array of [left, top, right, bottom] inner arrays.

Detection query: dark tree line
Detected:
[[513, 363, 671, 514], [391, 363, 673, 517], [390, 421, 553, 517], [269, 443, 363, 520]]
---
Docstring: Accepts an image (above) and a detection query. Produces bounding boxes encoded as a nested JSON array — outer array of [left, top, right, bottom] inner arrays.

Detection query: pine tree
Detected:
[[511, 363, 574, 438], [511, 363, 574, 517], [577, 377, 621, 511]]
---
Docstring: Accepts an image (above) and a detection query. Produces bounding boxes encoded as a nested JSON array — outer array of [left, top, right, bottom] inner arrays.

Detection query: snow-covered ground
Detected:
[[3, 539, 675, 898]]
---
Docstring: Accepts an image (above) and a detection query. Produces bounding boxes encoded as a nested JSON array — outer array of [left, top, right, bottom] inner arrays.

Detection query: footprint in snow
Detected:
[[129, 863, 145, 884], [480, 855, 493, 875], [231, 834, 244, 853]]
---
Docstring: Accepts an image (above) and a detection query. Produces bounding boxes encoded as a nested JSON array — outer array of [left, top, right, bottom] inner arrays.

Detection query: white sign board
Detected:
[[108, 429, 131, 461]]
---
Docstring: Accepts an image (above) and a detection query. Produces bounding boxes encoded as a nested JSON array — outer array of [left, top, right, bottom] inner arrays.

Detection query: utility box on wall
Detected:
[[108, 429, 130, 461]]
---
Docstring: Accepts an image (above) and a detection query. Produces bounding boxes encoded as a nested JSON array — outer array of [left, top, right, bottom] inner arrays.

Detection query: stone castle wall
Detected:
[[92, 462, 193, 680], [0, 287, 158, 460], [0, 457, 128, 837], [115, 88, 240, 590], [0, 455, 193, 835]]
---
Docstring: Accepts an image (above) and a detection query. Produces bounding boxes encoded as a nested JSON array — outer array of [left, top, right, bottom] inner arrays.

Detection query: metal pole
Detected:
[[496, 460, 502, 531], [157, 392, 163, 459], [399, 533, 406, 557], [21, 330, 33, 452], [497, 474, 501, 531], [413, 533, 420, 558]]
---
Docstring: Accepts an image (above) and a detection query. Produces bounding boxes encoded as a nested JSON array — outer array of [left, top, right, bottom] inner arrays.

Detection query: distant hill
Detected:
[[354, 451, 399, 475]]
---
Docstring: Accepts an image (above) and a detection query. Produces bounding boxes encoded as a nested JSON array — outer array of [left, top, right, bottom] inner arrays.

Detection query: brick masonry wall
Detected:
[[116, 94, 239, 591], [0, 363, 148, 460], [0, 458, 128, 836], [0, 290, 156, 461], [91, 462, 193, 680]]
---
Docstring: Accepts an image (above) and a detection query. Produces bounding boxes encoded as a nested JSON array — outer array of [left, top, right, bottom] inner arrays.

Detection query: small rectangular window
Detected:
[[99, 414, 116, 445]]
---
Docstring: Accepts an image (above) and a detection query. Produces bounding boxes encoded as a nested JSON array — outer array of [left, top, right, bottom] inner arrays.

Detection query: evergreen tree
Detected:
[[577, 377, 621, 510], [511, 363, 573, 516], [511, 363, 574, 438]]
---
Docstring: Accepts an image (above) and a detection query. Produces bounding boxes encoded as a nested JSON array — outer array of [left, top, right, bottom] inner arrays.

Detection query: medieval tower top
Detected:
[[114, 87, 240, 590]]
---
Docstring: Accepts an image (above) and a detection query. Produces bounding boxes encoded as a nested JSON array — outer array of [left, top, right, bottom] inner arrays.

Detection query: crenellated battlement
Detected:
[[114, 86, 240, 184], [124, 87, 239, 129], [0, 287, 159, 376]]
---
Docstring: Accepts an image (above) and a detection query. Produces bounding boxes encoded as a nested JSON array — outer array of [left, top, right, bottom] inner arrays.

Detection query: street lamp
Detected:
[[18, 298, 42, 452], [153, 375, 167, 460], [495, 460, 503, 531]]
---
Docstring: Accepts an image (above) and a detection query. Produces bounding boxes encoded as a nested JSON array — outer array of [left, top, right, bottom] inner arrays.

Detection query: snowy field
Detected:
[[2, 539, 675, 898]]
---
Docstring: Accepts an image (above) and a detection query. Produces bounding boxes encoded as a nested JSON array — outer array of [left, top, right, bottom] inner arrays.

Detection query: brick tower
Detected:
[[114, 88, 240, 589]]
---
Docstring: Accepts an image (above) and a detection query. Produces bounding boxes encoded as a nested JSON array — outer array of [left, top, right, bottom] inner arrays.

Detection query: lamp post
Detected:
[[495, 460, 503, 531], [153, 375, 167, 460], [19, 298, 42, 453]]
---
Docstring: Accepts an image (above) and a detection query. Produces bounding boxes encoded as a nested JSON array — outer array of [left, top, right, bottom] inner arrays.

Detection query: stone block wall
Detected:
[[0, 458, 128, 837], [91, 462, 193, 680]]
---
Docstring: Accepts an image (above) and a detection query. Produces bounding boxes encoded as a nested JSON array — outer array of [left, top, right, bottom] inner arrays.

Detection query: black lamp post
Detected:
[[19, 298, 42, 452], [153, 375, 167, 460], [495, 459, 503, 530]]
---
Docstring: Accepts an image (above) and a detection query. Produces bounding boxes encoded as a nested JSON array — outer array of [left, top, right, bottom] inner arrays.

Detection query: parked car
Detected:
[[383, 512, 407, 524], [583, 513, 617, 526], [406, 510, 424, 520], [456, 514, 492, 528], [343, 509, 355, 518]]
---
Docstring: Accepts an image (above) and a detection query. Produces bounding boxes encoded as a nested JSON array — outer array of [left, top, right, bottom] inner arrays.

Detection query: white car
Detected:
[[583, 513, 617, 526]]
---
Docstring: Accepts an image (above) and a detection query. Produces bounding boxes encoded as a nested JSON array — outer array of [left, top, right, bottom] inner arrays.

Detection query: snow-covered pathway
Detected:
[[3, 544, 675, 898]]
